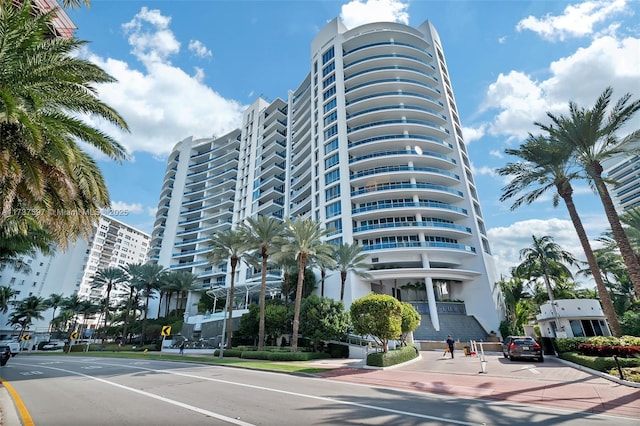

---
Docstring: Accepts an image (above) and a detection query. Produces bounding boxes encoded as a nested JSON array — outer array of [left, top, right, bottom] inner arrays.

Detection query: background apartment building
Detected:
[[606, 154, 640, 213], [0, 214, 149, 337], [150, 18, 504, 340]]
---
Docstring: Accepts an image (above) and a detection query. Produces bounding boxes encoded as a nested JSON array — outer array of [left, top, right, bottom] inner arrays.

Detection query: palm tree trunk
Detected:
[[122, 289, 133, 343], [225, 259, 238, 349], [258, 252, 268, 351], [291, 255, 307, 352], [157, 293, 163, 318], [142, 293, 150, 346], [561, 192, 622, 335], [591, 167, 640, 296], [340, 270, 347, 302]]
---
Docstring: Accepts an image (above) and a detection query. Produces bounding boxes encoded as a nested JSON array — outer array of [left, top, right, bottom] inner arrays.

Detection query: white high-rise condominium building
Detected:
[[0, 214, 150, 336], [150, 18, 504, 338], [606, 154, 640, 212]]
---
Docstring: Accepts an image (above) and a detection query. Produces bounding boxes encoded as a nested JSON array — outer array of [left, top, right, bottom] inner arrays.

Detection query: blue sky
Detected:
[[65, 0, 640, 281]]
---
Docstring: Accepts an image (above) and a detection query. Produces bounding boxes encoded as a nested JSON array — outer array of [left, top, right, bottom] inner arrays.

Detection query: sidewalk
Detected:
[[313, 351, 640, 419]]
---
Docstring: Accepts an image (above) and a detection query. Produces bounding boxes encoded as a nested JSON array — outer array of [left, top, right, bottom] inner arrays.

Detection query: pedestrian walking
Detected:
[[179, 340, 185, 355], [446, 335, 455, 359]]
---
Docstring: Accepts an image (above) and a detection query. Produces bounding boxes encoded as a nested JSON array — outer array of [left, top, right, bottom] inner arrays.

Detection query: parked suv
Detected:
[[502, 336, 544, 362]]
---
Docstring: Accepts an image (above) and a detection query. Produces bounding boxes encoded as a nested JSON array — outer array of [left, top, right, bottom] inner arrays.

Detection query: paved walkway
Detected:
[[312, 351, 640, 419]]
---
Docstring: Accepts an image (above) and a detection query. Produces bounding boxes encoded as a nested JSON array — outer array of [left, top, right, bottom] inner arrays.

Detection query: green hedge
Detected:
[[556, 336, 640, 353], [559, 352, 640, 372], [366, 345, 419, 367], [239, 350, 330, 361], [220, 349, 243, 358]]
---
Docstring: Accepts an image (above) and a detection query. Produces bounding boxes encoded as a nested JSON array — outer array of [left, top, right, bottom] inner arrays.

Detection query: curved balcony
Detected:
[[349, 149, 455, 168], [346, 91, 444, 112], [347, 104, 447, 126], [345, 78, 440, 101], [347, 118, 449, 141], [351, 200, 467, 221], [350, 182, 463, 204], [344, 53, 434, 75], [350, 165, 459, 187], [353, 220, 472, 238], [362, 241, 475, 254], [348, 134, 453, 158]]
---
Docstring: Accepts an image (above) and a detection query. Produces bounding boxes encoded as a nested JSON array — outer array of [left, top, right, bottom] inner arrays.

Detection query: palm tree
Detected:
[[620, 207, 640, 256], [0, 0, 129, 245], [172, 271, 198, 317], [515, 235, 577, 335], [0, 286, 18, 314], [120, 262, 143, 341], [333, 242, 369, 302], [91, 267, 127, 332], [240, 216, 284, 350], [537, 87, 640, 295], [208, 228, 249, 349], [0, 214, 53, 272], [132, 263, 166, 345], [498, 135, 622, 335], [61, 294, 84, 333], [45, 293, 65, 332], [7, 295, 47, 339], [281, 217, 334, 352]]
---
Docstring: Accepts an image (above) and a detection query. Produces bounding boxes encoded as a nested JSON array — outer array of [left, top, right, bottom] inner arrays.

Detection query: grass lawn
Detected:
[[23, 350, 330, 375]]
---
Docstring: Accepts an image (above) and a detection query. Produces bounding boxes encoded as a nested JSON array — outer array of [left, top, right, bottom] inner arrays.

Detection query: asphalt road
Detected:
[[1, 355, 638, 425]]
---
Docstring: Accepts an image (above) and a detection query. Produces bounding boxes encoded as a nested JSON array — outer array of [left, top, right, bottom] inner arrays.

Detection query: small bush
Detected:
[[241, 350, 271, 360], [577, 344, 640, 358], [366, 345, 419, 367], [220, 349, 243, 358], [555, 337, 588, 353]]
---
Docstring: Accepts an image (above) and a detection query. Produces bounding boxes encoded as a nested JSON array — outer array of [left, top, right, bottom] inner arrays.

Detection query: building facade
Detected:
[[606, 154, 640, 213], [150, 18, 504, 337], [0, 214, 150, 337]]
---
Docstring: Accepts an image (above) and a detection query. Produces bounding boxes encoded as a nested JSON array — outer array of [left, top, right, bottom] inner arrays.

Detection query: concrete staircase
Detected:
[[413, 314, 489, 343]]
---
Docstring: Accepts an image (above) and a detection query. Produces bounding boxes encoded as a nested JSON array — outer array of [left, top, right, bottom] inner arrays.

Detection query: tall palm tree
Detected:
[[120, 262, 143, 341], [498, 135, 622, 335], [133, 263, 166, 345], [333, 242, 369, 302], [0, 214, 53, 272], [172, 271, 198, 317], [0, 286, 18, 314], [240, 216, 284, 350], [208, 228, 249, 349], [0, 0, 129, 245], [281, 217, 334, 352], [515, 235, 577, 335], [91, 267, 127, 332], [45, 293, 65, 332], [7, 295, 47, 339], [620, 207, 640, 256], [61, 294, 84, 333], [537, 87, 640, 295]]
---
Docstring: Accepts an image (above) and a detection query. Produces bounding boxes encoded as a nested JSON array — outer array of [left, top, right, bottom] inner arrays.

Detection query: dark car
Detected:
[[502, 336, 544, 362], [0, 346, 11, 366]]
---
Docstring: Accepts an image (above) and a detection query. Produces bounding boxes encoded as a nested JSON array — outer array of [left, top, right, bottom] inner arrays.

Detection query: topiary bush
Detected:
[[220, 349, 243, 357], [556, 337, 589, 353], [366, 345, 419, 367]]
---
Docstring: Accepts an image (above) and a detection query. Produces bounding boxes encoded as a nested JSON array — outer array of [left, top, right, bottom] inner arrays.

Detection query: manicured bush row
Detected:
[[239, 350, 330, 361], [559, 352, 640, 372], [366, 345, 419, 367], [556, 336, 640, 353], [577, 344, 640, 358]]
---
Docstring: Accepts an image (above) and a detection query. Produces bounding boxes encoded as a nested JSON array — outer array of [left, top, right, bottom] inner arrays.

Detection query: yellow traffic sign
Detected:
[[21, 334, 31, 341], [70, 331, 79, 340], [161, 326, 171, 336]]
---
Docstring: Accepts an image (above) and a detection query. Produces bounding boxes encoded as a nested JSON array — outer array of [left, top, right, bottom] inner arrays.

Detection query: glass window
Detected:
[[322, 47, 335, 64], [326, 201, 341, 218], [325, 169, 340, 184], [327, 218, 342, 233], [325, 153, 339, 169], [324, 111, 337, 126], [569, 320, 584, 337], [323, 74, 335, 89], [324, 98, 337, 113], [322, 61, 335, 77], [325, 185, 340, 201], [324, 124, 338, 139], [323, 86, 336, 101], [324, 138, 338, 154]]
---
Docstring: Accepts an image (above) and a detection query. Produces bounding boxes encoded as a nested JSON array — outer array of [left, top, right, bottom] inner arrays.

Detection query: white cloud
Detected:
[[340, 0, 409, 29], [477, 33, 640, 143], [516, 0, 629, 42], [147, 206, 158, 217], [188, 40, 212, 58], [488, 217, 607, 282], [109, 201, 144, 214], [82, 8, 245, 157], [489, 150, 504, 159], [462, 124, 486, 144]]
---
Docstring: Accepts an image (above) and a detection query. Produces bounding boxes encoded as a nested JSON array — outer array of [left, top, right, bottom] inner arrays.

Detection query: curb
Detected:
[[0, 383, 23, 426]]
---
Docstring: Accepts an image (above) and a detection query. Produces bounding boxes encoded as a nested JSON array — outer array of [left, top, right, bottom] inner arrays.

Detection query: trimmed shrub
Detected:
[[556, 337, 588, 353], [241, 351, 271, 360], [577, 344, 640, 358], [220, 349, 243, 358], [366, 345, 419, 367], [267, 352, 309, 361], [559, 352, 640, 372]]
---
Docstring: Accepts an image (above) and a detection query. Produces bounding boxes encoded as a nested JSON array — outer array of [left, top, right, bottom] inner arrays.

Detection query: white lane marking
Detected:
[[13, 363, 255, 426], [32, 360, 480, 425], [517, 365, 540, 374]]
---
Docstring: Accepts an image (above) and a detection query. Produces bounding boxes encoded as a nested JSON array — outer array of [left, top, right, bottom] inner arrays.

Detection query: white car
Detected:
[[42, 342, 65, 351], [0, 341, 20, 357]]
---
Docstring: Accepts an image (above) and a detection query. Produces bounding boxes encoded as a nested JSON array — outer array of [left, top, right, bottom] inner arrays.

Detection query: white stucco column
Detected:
[[425, 276, 439, 331]]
